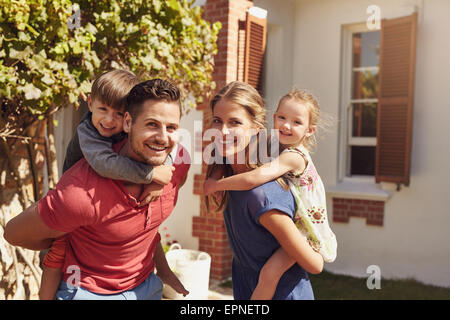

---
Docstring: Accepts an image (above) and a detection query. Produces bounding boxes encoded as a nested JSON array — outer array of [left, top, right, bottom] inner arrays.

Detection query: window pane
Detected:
[[352, 103, 377, 137], [351, 70, 379, 99], [350, 146, 375, 175], [352, 31, 380, 68]]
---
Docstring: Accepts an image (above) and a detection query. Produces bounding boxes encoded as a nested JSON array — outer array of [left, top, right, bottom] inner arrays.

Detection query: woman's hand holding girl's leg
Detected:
[[250, 248, 295, 300]]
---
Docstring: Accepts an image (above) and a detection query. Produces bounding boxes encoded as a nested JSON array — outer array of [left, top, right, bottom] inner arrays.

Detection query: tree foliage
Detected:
[[0, 0, 220, 299], [0, 0, 221, 130]]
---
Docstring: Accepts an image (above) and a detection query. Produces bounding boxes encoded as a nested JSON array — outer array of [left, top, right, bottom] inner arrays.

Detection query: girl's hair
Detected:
[[277, 88, 325, 152], [205, 81, 288, 212]]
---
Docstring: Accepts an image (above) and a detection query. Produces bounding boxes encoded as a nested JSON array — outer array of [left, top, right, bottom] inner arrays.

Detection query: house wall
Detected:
[[159, 109, 202, 250], [255, 0, 450, 287]]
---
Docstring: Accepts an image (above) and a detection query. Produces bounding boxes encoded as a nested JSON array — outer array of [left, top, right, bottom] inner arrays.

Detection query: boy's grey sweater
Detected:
[[62, 111, 172, 183]]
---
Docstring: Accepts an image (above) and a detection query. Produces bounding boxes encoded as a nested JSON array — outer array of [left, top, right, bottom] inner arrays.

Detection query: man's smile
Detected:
[[145, 143, 169, 152]]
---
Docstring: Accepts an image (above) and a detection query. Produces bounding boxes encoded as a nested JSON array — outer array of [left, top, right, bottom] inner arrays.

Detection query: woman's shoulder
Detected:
[[243, 180, 297, 221], [245, 180, 295, 208], [248, 179, 290, 196]]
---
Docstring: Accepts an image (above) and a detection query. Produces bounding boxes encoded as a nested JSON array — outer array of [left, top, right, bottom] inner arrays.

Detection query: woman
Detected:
[[205, 81, 323, 300]]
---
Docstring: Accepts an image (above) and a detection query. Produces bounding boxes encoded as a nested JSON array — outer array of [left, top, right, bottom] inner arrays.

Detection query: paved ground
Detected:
[[163, 280, 234, 300], [207, 280, 233, 300]]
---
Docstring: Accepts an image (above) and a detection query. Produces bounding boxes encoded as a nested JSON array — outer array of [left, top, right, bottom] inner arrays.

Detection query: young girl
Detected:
[[204, 88, 337, 300]]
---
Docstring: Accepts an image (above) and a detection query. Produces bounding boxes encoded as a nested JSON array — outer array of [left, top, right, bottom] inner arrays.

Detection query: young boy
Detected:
[[39, 70, 176, 299]]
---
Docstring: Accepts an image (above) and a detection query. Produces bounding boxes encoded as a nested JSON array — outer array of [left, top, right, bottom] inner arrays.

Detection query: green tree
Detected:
[[0, 0, 220, 299]]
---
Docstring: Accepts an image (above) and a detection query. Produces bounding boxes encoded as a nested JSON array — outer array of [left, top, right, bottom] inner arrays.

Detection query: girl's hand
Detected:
[[203, 178, 218, 195], [138, 183, 164, 207], [152, 165, 175, 185]]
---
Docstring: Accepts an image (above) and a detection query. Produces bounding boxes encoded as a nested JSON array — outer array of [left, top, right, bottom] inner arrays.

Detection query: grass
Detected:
[[309, 270, 450, 300], [219, 270, 450, 300]]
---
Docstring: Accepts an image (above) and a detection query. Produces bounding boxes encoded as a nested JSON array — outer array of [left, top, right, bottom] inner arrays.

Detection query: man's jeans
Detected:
[[55, 272, 163, 300]]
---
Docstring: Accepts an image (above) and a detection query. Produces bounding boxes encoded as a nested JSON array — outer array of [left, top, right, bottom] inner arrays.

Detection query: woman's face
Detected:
[[211, 98, 259, 162]]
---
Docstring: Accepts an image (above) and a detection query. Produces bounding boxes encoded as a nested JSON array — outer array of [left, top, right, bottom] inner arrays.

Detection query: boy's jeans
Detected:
[[55, 272, 163, 300]]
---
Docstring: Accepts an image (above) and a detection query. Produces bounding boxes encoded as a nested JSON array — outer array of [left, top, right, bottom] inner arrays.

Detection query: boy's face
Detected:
[[88, 96, 125, 138]]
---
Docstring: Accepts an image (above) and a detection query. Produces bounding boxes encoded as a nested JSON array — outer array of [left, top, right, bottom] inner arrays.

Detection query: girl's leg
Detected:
[[251, 248, 295, 300]]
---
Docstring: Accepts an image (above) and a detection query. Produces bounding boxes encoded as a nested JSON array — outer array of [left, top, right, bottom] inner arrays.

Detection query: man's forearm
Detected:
[[13, 238, 55, 251], [4, 203, 64, 251]]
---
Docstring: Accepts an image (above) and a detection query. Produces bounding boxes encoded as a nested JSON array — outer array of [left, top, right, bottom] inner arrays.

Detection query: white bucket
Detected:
[[163, 243, 211, 300]]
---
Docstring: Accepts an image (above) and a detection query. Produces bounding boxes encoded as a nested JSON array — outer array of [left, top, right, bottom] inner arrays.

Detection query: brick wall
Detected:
[[192, 0, 254, 281], [332, 198, 384, 226]]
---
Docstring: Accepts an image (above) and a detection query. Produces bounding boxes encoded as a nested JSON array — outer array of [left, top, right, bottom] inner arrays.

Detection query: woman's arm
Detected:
[[259, 209, 323, 274], [204, 152, 305, 194]]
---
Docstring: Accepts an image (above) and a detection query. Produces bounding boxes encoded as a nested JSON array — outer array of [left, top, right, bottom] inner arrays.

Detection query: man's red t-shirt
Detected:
[[38, 141, 190, 294]]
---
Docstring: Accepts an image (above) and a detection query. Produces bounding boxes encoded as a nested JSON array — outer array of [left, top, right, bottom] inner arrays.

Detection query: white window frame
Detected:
[[338, 23, 380, 182]]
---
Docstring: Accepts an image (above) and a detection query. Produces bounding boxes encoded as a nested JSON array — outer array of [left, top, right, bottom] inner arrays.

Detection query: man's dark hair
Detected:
[[126, 79, 181, 120]]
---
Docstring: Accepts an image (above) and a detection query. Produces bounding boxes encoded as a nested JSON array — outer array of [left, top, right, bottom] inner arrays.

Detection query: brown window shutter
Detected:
[[243, 11, 267, 94], [375, 12, 417, 186]]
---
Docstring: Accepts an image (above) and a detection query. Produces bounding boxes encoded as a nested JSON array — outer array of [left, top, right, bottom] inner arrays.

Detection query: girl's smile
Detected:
[[274, 98, 315, 147]]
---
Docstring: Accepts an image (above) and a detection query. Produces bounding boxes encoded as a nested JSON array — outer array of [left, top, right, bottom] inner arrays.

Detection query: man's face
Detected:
[[123, 99, 180, 166]]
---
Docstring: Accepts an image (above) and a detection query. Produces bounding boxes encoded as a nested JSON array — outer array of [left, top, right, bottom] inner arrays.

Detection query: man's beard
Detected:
[[128, 128, 170, 166]]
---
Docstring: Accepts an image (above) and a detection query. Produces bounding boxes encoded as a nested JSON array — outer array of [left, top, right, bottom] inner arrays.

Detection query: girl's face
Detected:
[[211, 98, 259, 161], [273, 98, 315, 147]]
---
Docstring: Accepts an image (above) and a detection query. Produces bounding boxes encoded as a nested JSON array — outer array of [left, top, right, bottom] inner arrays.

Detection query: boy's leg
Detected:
[[251, 248, 295, 300], [39, 266, 63, 300]]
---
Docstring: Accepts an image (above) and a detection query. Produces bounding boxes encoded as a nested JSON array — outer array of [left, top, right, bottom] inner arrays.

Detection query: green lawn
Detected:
[[309, 270, 450, 300], [219, 270, 450, 300]]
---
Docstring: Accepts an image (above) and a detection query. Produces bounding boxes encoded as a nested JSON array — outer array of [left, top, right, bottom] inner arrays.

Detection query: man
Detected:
[[4, 79, 190, 300]]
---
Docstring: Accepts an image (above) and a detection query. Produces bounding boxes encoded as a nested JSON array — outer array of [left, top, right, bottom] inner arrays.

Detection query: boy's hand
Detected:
[[152, 165, 175, 185], [138, 183, 164, 207], [203, 178, 218, 195]]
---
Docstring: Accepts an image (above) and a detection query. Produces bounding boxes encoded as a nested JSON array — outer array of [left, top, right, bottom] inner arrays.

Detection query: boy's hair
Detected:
[[126, 78, 181, 120], [90, 69, 139, 111]]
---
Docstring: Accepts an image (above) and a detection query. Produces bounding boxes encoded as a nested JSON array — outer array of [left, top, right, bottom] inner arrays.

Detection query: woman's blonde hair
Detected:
[[205, 81, 288, 212], [277, 88, 328, 152], [210, 81, 266, 129]]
